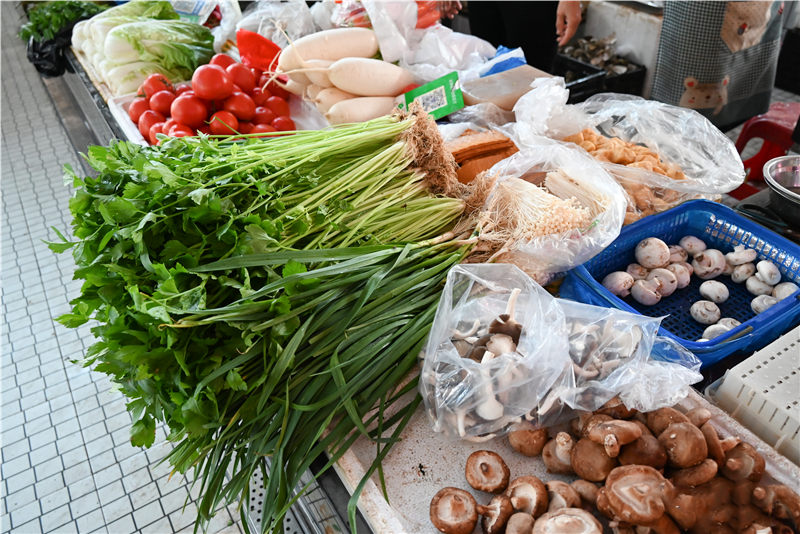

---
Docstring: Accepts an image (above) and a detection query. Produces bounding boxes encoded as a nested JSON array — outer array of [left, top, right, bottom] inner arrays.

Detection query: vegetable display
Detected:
[[19, 1, 105, 43]]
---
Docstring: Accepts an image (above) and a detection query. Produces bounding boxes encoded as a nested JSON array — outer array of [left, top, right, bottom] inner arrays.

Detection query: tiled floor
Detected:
[[0, 3, 243, 533]]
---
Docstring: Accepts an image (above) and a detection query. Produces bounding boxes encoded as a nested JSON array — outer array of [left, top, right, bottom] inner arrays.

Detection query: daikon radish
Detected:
[[277, 27, 378, 72], [305, 84, 322, 101], [326, 58, 414, 97], [305, 59, 334, 88], [314, 87, 356, 114], [282, 78, 308, 96], [325, 97, 395, 125]]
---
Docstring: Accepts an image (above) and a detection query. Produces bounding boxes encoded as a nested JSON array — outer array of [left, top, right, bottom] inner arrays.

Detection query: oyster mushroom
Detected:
[[636, 238, 671, 269], [679, 236, 706, 256], [545, 480, 581, 512], [486, 334, 517, 356], [658, 422, 708, 468], [508, 427, 548, 457], [720, 443, 765, 483], [732, 263, 756, 284], [646, 407, 690, 436], [699, 280, 729, 303], [571, 438, 618, 482], [430, 487, 479, 534], [626, 263, 650, 280], [603, 272, 635, 298], [465, 450, 511, 493], [505, 476, 549, 518], [690, 300, 720, 324], [703, 324, 730, 340], [506, 513, 535, 534], [746, 276, 774, 296], [646, 268, 678, 297], [542, 432, 575, 475], [671, 458, 718, 487], [571, 480, 599, 506], [587, 419, 643, 458], [717, 318, 741, 329], [453, 319, 481, 340], [618, 435, 667, 469], [532, 508, 602, 534], [631, 279, 662, 306], [726, 245, 758, 266], [751, 294, 778, 314], [773, 281, 800, 300], [755, 261, 781, 286], [490, 288, 522, 345], [477, 494, 515, 534], [666, 263, 691, 289], [700, 422, 739, 468], [668, 245, 688, 263], [692, 249, 727, 280]]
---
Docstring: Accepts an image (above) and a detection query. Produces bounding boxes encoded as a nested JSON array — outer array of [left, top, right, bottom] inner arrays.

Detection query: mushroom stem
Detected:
[[452, 319, 481, 340], [720, 436, 740, 452], [505, 288, 521, 319]]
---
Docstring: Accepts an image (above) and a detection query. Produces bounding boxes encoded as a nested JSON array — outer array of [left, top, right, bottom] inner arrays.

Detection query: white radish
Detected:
[[281, 78, 308, 96], [314, 87, 356, 114], [305, 59, 334, 88], [326, 58, 414, 97], [305, 84, 322, 101], [278, 27, 378, 73], [325, 97, 395, 125]]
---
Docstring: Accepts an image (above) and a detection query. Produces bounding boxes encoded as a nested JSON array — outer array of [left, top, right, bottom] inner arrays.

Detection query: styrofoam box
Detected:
[[107, 93, 149, 146], [708, 325, 800, 465]]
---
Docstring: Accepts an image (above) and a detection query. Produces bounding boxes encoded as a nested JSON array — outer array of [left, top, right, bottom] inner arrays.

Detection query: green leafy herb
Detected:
[[19, 1, 105, 43]]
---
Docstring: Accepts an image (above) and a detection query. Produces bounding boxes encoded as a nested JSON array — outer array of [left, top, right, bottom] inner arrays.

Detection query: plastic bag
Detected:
[[420, 264, 570, 441], [331, 0, 372, 28], [210, 1, 242, 53], [235, 0, 315, 50], [310, 0, 336, 32], [513, 77, 745, 195], [437, 103, 516, 142]]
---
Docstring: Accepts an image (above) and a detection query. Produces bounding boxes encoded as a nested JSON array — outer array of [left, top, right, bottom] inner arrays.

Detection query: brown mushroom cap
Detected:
[[646, 408, 690, 436], [545, 481, 581, 512], [700, 422, 727, 468], [570, 412, 594, 438], [595, 397, 638, 420], [477, 494, 515, 534], [670, 458, 718, 487], [532, 508, 602, 534], [632, 420, 654, 437], [594, 487, 614, 519], [508, 428, 549, 457], [640, 514, 681, 534], [618, 435, 667, 470], [587, 420, 642, 458], [604, 465, 667, 524], [657, 422, 708, 469], [505, 476, 549, 518], [570, 480, 599, 506], [720, 443, 765, 483], [466, 450, 511, 494], [737, 503, 773, 534], [571, 437, 618, 482], [430, 487, 479, 534], [581, 414, 614, 438], [683, 478, 735, 534], [506, 512, 535, 534], [542, 433, 575, 475], [685, 407, 712, 428], [771, 485, 800, 525]]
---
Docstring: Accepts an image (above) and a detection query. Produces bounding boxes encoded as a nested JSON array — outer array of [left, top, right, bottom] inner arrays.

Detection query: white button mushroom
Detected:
[[751, 294, 778, 314], [679, 236, 707, 256], [746, 275, 773, 296], [646, 268, 678, 297], [773, 281, 800, 301], [725, 245, 758, 266], [699, 280, 729, 303], [666, 263, 692, 289], [692, 249, 727, 280], [602, 272, 635, 298], [676, 261, 694, 276], [755, 261, 781, 286], [722, 262, 735, 276], [717, 318, 741, 329], [702, 324, 730, 340], [635, 238, 670, 269], [626, 263, 650, 280], [668, 245, 688, 264], [631, 279, 662, 306], [731, 263, 755, 284], [690, 300, 721, 324]]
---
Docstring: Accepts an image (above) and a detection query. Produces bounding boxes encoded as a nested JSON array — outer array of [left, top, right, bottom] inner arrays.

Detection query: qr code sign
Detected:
[[413, 86, 447, 113]]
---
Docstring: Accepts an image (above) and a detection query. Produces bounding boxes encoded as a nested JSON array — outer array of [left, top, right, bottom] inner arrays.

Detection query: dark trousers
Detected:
[[468, 1, 560, 73]]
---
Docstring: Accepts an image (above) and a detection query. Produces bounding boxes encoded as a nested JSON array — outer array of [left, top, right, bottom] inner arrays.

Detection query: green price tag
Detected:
[[395, 71, 464, 120]]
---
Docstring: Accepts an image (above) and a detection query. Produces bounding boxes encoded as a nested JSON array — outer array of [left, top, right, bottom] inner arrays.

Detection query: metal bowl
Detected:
[[763, 155, 800, 228]]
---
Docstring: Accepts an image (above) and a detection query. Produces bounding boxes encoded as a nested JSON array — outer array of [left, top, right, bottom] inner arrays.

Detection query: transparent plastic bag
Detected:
[[235, 0, 315, 50], [331, 0, 372, 28], [420, 264, 570, 441], [513, 78, 745, 195]]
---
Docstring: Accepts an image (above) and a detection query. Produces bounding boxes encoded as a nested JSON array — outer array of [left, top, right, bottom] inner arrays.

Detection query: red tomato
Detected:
[[264, 75, 290, 101], [271, 116, 296, 132], [149, 91, 176, 116], [142, 73, 172, 98], [251, 68, 262, 79], [226, 64, 256, 95], [169, 124, 195, 136], [128, 98, 150, 124], [209, 111, 239, 135], [210, 53, 236, 69], [137, 84, 145, 98], [171, 95, 207, 128], [253, 106, 276, 125], [266, 96, 290, 118], [400, 83, 421, 94], [139, 110, 166, 138], [192, 64, 233, 101], [149, 122, 165, 145], [174, 83, 192, 96], [197, 126, 212, 135], [251, 87, 270, 106], [223, 92, 256, 121], [231, 84, 242, 94], [238, 122, 253, 134], [163, 118, 178, 134], [251, 123, 277, 136]]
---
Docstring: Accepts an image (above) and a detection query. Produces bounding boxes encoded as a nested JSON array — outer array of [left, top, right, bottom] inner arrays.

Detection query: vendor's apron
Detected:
[[651, 1, 784, 131]]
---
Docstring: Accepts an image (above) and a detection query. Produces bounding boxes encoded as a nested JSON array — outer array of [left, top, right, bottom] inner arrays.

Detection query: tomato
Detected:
[[149, 90, 176, 116], [163, 118, 178, 134], [197, 125, 212, 135], [174, 82, 192, 96], [271, 116, 296, 132], [226, 64, 256, 95], [137, 84, 145, 97], [142, 73, 172, 98], [139, 110, 166, 138], [148, 122, 165, 145], [399, 83, 421, 94], [251, 68, 262, 79], [170, 95, 207, 128], [251, 123, 277, 136], [264, 75, 291, 100], [253, 106, 276, 125], [238, 122, 253, 134], [192, 64, 233, 101], [223, 92, 256, 121], [231, 84, 243, 94], [266, 96, 290, 118], [169, 124, 195, 136], [209, 111, 239, 135], [128, 98, 150, 123], [251, 87, 270, 106], [210, 53, 236, 69]]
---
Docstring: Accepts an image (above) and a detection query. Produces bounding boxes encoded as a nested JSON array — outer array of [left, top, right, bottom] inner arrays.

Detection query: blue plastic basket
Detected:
[[561, 200, 800, 367]]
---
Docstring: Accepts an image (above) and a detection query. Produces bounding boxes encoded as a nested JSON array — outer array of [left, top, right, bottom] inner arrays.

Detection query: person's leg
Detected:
[[466, 1, 506, 50], [499, 1, 560, 72]]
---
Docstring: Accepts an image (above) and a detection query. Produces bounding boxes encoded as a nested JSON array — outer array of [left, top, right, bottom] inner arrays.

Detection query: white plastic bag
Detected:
[[236, 0, 315, 50], [513, 78, 745, 195], [420, 264, 570, 441], [210, 1, 242, 53]]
